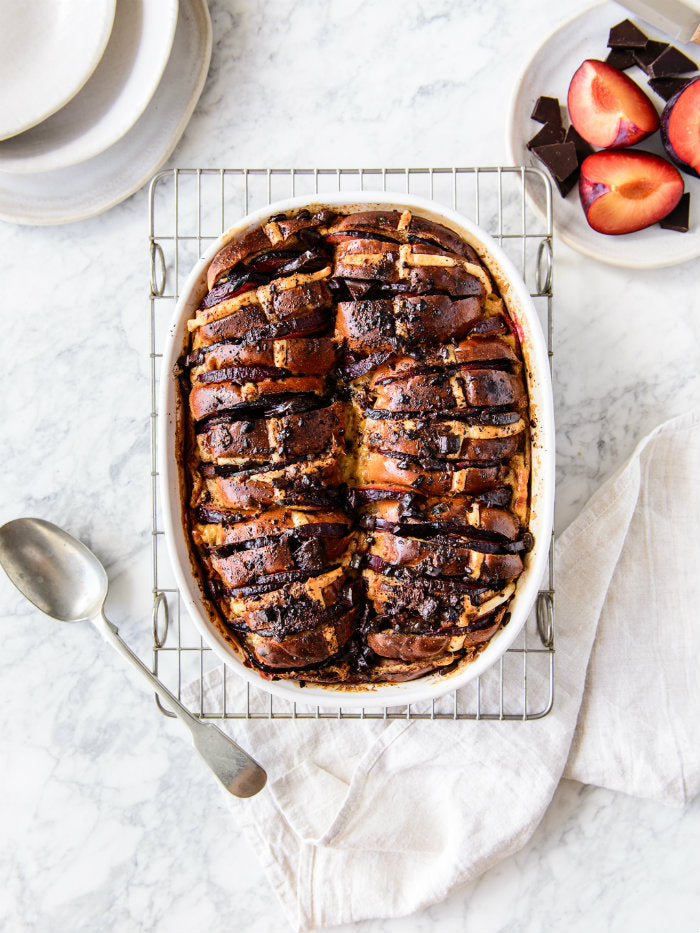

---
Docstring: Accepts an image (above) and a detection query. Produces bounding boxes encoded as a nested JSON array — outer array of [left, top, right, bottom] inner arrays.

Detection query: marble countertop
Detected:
[[1, 0, 699, 930]]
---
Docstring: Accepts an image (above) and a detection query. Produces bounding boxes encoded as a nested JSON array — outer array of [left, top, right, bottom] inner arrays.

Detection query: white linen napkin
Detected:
[[184, 410, 700, 931]]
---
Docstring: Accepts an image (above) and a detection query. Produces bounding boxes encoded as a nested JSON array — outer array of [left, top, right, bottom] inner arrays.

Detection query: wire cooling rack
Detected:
[[148, 167, 555, 720]]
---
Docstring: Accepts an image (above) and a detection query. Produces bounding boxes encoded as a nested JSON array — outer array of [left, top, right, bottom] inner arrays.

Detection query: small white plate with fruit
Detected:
[[508, 1, 700, 268]]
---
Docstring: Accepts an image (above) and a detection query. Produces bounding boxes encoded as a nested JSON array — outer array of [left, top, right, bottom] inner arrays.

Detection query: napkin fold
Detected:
[[185, 411, 700, 931]]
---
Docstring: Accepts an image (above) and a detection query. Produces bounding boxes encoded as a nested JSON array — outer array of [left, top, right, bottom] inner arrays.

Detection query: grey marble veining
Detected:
[[1, 0, 700, 931]]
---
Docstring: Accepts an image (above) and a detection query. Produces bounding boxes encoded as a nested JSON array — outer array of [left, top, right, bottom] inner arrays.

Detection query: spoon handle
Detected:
[[92, 611, 266, 798]]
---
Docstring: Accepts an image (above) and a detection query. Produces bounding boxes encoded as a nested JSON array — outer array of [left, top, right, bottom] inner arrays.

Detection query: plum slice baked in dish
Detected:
[[171, 199, 550, 693]]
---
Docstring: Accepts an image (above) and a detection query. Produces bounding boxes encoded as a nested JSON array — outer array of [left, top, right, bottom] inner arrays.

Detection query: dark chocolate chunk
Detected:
[[532, 142, 579, 181], [605, 47, 637, 70], [648, 45, 697, 77], [346, 279, 373, 299], [648, 76, 693, 100], [565, 125, 594, 162], [526, 121, 565, 150], [608, 18, 648, 49], [530, 96, 562, 125], [659, 192, 690, 232], [293, 537, 325, 571], [554, 168, 580, 198], [634, 40, 669, 74]]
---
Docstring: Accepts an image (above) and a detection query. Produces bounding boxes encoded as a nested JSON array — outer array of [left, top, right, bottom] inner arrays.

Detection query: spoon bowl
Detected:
[[0, 517, 108, 622]]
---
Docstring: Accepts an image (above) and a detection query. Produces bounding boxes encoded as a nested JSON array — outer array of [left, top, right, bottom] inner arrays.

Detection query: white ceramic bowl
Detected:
[[0, 0, 116, 141], [159, 192, 555, 709], [0, 0, 211, 226], [0, 0, 179, 175]]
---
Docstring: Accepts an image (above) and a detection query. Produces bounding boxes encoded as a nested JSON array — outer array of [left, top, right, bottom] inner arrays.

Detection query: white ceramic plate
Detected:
[[508, 1, 700, 268], [159, 192, 556, 710], [0, 0, 179, 174], [0, 0, 116, 141], [0, 0, 211, 226]]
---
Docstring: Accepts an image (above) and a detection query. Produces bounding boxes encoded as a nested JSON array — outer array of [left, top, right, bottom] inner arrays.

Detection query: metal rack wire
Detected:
[[148, 167, 555, 721]]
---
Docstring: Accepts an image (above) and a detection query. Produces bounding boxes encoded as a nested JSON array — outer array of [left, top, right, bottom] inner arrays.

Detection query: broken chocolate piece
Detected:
[[565, 125, 594, 162], [648, 45, 697, 78], [605, 47, 637, 70], [554, 169, 580, 198], [526, 121, 565, 150], [346, 279, 373, 299], [648, 76, 693, 100], [608, 18, 648, 49], [532, 142, 579, 181], [530, 96, 562, 125], [634, 40, 670, 74], [659, 191, 690, 231], [531, 135, 581, 195]]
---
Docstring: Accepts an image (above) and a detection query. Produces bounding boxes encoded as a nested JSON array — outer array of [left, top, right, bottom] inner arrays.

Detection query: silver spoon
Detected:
[[0, 517, 266, 798]]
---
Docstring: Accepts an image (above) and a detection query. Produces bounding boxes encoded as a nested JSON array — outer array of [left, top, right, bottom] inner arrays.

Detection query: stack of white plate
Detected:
[[0, 0, 212, 225]]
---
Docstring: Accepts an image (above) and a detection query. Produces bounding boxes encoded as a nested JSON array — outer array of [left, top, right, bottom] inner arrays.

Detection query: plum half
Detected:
[[660, 76, 700, 179], [579, 150, 684, 234], [568, 59, 659, 148]]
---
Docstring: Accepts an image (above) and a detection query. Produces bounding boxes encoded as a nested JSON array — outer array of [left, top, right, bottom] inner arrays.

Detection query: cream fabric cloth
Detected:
[[184, 411, 700, 931]]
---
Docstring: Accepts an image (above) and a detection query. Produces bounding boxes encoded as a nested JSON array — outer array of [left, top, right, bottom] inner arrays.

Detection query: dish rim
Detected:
[[158, 190, 555, 709]]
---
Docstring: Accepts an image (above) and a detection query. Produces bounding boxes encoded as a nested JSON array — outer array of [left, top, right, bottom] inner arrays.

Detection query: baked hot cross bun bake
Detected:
[[181, 206, 534, 686]]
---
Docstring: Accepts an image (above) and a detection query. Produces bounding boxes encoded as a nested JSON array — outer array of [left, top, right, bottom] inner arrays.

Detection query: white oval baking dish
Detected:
[[159, 192, 555, 709]]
